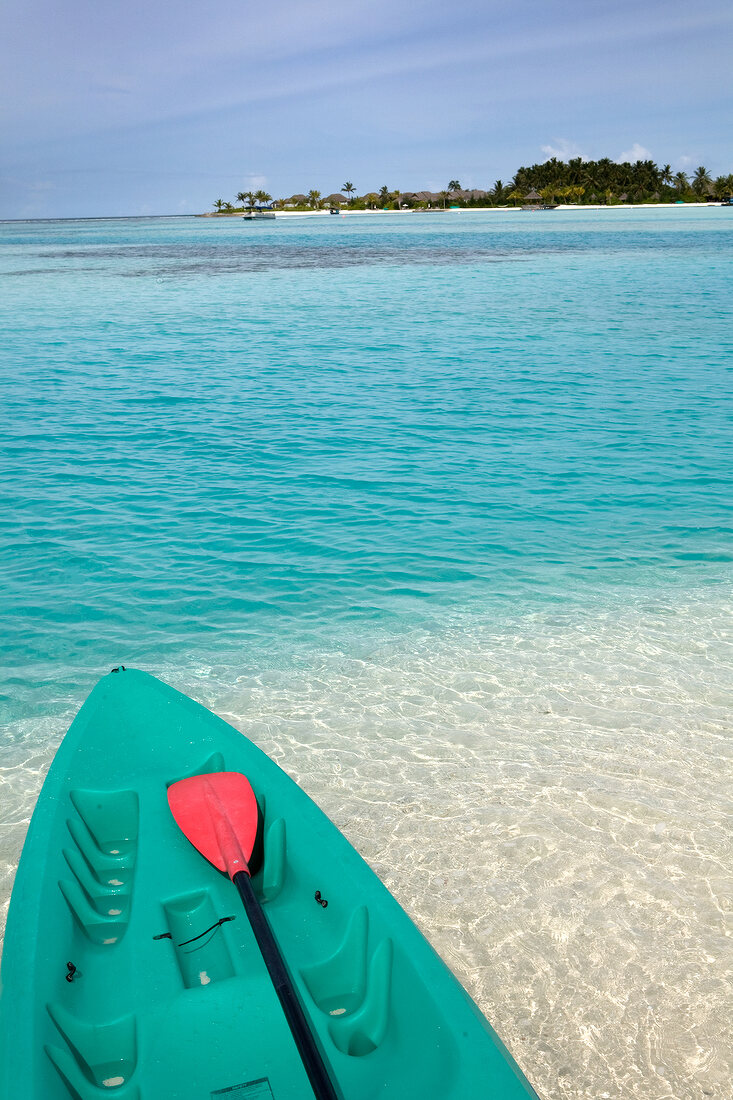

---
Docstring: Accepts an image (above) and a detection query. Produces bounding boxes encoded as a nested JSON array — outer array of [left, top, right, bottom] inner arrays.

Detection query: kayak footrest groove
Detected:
[[301, 906, 394, 1056], [59, 789, 139, 946], [45, 1003, 139, 1098]]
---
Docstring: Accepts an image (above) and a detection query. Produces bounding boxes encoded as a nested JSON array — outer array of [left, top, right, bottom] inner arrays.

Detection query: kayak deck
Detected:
[[0, 669, 539, 1099]]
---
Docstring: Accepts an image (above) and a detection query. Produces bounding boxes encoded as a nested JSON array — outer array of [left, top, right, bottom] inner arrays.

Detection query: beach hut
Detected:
[[522, 188, 555, 211], [449, 189, 488, 205], [285, 194, 308, 208], [413, 191, 444, 208], [324, 193, 347, 206]]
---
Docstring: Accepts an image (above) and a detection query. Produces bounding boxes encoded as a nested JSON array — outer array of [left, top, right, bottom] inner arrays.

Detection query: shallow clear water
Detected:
[[1, 208, 731, 1098]]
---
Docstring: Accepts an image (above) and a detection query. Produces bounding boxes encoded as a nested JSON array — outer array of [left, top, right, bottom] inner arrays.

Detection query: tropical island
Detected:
[[210, 158, 733, 214]]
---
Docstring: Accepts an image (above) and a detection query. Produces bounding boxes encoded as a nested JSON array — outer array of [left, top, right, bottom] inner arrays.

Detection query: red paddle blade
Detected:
[[168, 772, 259, 879]]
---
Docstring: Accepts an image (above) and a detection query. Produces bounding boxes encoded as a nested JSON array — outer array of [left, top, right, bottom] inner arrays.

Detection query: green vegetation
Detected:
[[236, 189, 273, 210], [511, 158, 732, 205], [213, 158, 733, 213]]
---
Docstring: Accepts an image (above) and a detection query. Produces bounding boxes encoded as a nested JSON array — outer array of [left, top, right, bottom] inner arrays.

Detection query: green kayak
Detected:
[[0, 668, 539, 1100]]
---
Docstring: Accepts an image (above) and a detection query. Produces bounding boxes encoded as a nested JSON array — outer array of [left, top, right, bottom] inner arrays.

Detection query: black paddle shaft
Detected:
[[232, 871, 339, 1100]]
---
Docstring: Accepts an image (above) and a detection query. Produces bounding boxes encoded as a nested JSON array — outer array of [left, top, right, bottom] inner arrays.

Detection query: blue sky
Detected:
[[2, 0, 732, 218]]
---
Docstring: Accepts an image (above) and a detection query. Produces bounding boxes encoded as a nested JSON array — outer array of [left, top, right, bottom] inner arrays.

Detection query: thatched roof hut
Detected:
[[521, 187, 556, 211], [452, 189, 487, 202], [324, 193, 347, 204]]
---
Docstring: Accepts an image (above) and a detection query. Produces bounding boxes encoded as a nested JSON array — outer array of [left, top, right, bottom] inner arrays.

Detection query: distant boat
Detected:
[[242, 211, 276, 221]]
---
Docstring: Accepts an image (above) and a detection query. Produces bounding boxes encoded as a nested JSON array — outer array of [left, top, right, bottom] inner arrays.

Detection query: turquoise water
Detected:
[[1, 209, 731, 1098]]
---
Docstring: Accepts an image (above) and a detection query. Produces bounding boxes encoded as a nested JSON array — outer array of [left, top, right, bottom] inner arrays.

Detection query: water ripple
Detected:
[[1, 209, 732, 1100]]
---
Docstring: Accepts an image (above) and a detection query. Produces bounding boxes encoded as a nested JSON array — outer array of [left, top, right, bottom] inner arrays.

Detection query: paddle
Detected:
[[168, 772, 338, 1100]]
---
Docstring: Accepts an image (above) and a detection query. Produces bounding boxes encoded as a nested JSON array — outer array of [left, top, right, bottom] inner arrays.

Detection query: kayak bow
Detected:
[[0, 668, 540, 1100]]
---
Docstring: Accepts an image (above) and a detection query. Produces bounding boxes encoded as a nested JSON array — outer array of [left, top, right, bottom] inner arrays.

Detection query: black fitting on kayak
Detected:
[[110, 666, 126, 673], [314, 891, 328, 908], [65, 962, 78, 983]]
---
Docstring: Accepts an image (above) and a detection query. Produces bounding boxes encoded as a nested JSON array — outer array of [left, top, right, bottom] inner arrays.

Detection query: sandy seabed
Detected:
[[2, 590, 730, 1100]]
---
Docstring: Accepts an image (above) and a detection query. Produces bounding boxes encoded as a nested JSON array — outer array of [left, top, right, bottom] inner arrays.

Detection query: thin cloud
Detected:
[[541, 139, 587, 161], [617, 142, 652, 163]]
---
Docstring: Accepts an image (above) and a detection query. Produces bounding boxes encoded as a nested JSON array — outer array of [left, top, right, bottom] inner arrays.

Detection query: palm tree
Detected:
[[213, 199, 226, 212], [237, 191, 256, 209], [660, 164, 673, 187], [448, 180, 461, 192], [307, 189, 322, 209], [254, 190, 272, 208], [378, 185, 391, 206], [692, 166, 713, 197], [491, 180, 504, 204], [342, 181, 356, 203], [713, 175, 733, 199], [567, 158, 584, 185], [673, 171, 689, 193]]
